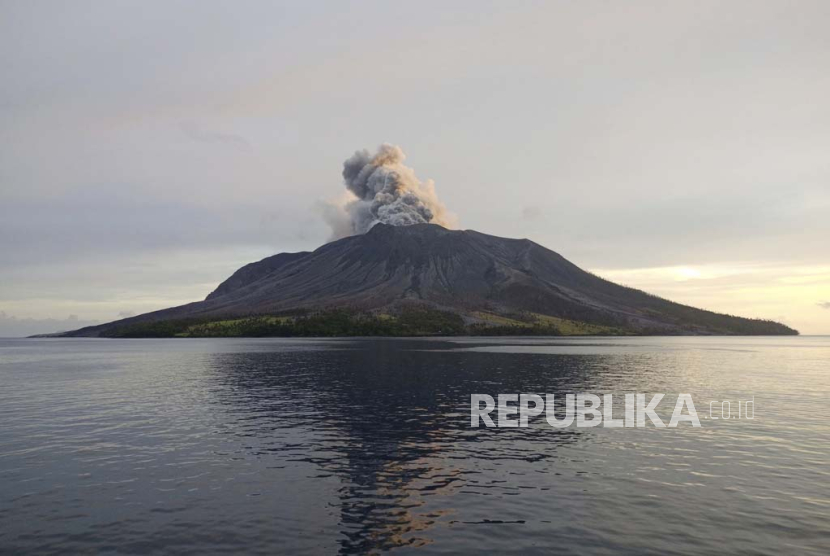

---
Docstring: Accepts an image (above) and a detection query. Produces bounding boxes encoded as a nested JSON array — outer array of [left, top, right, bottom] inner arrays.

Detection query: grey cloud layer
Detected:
[[180, 121, 252, 152]]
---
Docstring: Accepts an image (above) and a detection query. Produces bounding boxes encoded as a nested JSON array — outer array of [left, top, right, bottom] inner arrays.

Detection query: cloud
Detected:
[[818, 301, 830, 310], [521, 206, 543, 220], [0, 311, 99, 337], [180, 121, 252, 152]]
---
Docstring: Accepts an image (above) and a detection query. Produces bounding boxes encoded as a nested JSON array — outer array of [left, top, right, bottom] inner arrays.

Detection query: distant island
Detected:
[[50, 224, 797, 338]]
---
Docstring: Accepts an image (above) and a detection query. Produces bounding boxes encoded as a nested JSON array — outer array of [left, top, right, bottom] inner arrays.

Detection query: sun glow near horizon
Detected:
[[594, 263, 830, 334]]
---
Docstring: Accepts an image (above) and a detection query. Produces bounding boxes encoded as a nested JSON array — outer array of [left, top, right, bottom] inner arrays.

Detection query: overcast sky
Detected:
[[1, 0, 829, 336]]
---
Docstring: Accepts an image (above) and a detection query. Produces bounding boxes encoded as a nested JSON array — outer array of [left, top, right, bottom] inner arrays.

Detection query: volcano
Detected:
[[59, 224, 796, 337]]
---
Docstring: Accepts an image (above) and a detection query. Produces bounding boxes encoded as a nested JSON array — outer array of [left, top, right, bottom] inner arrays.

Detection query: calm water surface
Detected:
[[1, 336, 828, 555]]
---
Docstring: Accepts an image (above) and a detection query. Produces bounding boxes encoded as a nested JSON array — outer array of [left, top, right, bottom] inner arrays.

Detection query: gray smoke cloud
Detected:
[[323, 144, 454, 239]]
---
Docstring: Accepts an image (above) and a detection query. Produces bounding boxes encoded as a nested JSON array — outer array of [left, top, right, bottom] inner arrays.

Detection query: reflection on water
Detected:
[[1, 337, 829, 555], [207, 343, 587, 553]]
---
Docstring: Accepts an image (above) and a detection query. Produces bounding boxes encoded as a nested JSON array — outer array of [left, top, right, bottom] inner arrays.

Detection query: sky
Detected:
[[1, 0, 829, 336]]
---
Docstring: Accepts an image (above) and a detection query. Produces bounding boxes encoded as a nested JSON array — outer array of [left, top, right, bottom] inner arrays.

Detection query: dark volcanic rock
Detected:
[[62, 224, 797, 336], [205, 251, 310, 301]]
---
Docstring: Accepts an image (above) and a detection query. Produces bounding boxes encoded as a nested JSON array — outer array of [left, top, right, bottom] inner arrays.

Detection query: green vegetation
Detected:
[[182, 316, 292, 336], [470, 311, 528, 327], [104, 307, 640, 338], [469, 311, 626, 336], [467, 323, 562, 336], [106, 308, 467, 338], [529, 313, 627, 335]]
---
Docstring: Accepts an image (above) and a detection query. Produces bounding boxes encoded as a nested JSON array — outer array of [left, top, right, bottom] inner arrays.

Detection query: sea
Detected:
[[1, 336, 828, 555]]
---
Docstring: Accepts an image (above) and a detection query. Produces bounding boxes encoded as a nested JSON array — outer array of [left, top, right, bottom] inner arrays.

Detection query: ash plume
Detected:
[[323, 144, 454, 239]]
